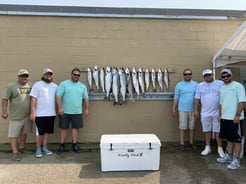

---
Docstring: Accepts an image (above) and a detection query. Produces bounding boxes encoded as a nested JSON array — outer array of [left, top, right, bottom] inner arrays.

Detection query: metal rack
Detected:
[[89, 92, 174, 101]]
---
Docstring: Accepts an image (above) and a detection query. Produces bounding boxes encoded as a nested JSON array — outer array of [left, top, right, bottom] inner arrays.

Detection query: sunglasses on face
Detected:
[[72, 73, 80, 77], [221, 74, 231, 79], [203, 74, 212, 77], [19, 74, 29, 78], [183, 73, 192, 76], [44, 72, 52, 76]]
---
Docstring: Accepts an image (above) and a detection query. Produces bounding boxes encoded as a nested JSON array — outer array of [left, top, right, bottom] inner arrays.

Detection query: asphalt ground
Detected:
[[0, 142, 246, 184]]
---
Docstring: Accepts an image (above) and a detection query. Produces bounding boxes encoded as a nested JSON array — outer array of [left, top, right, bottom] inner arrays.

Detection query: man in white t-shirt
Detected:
[[30, 68, 58, 158], [194, 69, 225, 157]]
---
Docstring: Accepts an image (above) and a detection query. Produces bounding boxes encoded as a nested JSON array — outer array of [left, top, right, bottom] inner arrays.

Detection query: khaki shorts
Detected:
[[8, 117, 33, 138], [201, 116, 220, 133], [179, 111, 196, 130]]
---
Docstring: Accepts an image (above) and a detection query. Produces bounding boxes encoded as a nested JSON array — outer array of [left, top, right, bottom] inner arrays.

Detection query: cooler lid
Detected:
[[100, 134, 161, 148]]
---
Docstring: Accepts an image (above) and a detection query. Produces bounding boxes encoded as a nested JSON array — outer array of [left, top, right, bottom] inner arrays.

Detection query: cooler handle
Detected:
[[149, 142, 152, 150], [110, 143, 113, 151]]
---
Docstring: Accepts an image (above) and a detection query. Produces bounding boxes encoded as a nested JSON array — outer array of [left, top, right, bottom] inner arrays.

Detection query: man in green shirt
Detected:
[[1, 69, 33, 161]]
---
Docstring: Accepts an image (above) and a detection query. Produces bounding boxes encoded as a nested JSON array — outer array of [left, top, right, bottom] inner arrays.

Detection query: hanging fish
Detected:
[[99, 68, 105, 93], [151, 68, 157, 92], [105, 66, 112, 100], [118, 67, 127, 104], [93, 65, 99, 91], [132, 67, 140, 98], [157, 68, 163, 91], [125, 68, 134, 101], [138, 68, 145, 94], [145, 68, 150, 92], [164, 67, 170, 89], [112, 67, 120, 105], [87, 67, 93, 91]]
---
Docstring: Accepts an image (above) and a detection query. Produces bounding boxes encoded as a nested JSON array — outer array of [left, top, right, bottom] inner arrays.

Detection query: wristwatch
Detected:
[[236, 113, 241, 116]]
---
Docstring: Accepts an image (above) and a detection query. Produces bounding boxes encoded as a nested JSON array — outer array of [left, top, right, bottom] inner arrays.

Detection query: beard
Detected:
[[42, 77, 53, 83]]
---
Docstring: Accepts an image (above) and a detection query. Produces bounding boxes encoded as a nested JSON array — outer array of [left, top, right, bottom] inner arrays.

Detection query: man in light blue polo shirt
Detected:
[[56, 68, 89, 153], [172, 69, 198, 151]]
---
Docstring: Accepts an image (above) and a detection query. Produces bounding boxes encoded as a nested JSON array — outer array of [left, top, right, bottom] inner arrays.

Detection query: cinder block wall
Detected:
[[0, 15, 243, 143]]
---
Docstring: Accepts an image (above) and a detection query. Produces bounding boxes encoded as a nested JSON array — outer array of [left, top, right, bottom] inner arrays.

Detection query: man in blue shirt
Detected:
[[172, 69, 198, 151], [56, 68, 89, 153]]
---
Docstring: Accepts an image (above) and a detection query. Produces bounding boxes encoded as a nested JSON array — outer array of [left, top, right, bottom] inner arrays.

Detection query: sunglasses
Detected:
[[203, 74, 212, 77], [183, 73, 192, 76], [221, 74, 231, 79], [44, 72, 52, 76], [19, 74, 29, 78], [72, 73, 80, 77]]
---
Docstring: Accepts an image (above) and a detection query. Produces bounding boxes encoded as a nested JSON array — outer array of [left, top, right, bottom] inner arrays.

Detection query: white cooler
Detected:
[[100, 134, 161, 172]]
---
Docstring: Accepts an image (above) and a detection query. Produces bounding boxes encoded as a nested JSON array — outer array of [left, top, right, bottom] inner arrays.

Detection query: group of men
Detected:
[[172, 68, 246, 170], [1, 67, 245, 170], [1, 68, 89, 161]]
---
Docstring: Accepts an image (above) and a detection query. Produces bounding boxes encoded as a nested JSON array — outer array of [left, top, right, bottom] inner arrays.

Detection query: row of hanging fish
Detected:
[[87, 66, 170, 105]]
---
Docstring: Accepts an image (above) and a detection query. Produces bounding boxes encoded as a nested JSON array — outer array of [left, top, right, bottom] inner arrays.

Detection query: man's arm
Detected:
[[30, 97, 37, 121], [56, 96, 64, 116], [1, 99, 8, 119], [194, 98, 200, 119], [172, 99, 178, 117], [234, 102, 246, 123], [83, 99, 89, 116]]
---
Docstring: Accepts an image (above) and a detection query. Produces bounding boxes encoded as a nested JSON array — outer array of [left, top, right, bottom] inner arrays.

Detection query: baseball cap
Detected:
[[17, 69, 29, 76], [220, 69, 232, 75], [202, 69, 213, 76], [42, 68, 53, 75]]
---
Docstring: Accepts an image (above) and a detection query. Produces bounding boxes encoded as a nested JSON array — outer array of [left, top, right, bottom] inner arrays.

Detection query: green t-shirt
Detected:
[[2, 81, 32, 120]]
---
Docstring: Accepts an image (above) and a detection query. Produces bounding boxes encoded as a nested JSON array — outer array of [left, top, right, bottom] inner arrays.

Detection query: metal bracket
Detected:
[[89, 92, 174, 101]]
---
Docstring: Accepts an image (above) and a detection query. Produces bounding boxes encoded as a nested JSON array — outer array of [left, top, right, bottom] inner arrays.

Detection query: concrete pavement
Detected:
[[0, 143, 246, 184]]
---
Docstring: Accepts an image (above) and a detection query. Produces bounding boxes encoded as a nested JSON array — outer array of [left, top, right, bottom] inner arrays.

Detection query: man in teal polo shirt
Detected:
[[56, 68, 89, 153]]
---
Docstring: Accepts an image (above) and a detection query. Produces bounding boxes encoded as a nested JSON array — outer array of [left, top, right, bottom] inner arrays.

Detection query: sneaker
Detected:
[[42, 146, 53, 156], [201, 145, 212, 156], [72, 143, 81, 153], [57, 144, 65, 154], [36, 147, 43, 158], [19, 148, 32, 154], [217, 153, 233, 163], [228, 158, 240, 169], [11, 153, 21, 162], [179, 144, 185, 151], [218, 146, 225, 158]]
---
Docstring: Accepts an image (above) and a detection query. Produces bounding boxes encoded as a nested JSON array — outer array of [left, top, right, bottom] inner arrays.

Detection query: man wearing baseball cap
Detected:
[[30, 68, 58, 158], [1, 69, 33, 161], [217, 68, 246, 169], [195, 69, 225, 158]]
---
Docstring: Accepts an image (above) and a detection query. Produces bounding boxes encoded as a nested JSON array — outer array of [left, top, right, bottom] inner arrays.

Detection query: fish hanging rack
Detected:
[[80, 67, 176, 73], [89, 92, 174, 101]]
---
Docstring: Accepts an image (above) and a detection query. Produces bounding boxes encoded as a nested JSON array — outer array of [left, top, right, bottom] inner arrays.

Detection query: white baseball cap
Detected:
[[42, 68, 53, 75], [202, 69, 213, 76], [220, 68, 232, 75]]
